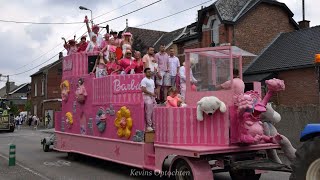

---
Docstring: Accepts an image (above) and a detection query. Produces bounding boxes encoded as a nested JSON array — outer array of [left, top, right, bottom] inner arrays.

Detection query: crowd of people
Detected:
[[62, 16, 201, 132]]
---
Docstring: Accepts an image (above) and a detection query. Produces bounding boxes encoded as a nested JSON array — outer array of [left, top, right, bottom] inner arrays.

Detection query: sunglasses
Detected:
[[126, 53, 132, 55]]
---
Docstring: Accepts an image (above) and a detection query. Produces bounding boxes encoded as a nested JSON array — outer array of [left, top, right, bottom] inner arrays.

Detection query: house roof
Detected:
[[124, 27, 166, 53], [9, 83, 30, 95], [173, 23, 198, 44], [244, 26, 320, 75], [30, 58, 62, 77], [153, 27, 185, 50]]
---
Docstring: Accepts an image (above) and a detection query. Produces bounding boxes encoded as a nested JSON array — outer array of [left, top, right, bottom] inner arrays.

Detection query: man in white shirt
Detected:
[[140, 68, 156, 132], [168, 48, 180, 87]]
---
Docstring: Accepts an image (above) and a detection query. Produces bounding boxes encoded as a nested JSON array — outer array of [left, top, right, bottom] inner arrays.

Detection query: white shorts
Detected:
[[156, 71, 171, 86]]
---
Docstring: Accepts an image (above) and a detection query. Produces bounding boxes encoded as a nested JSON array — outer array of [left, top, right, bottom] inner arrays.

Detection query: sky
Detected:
[[0, 0, 318, 88]]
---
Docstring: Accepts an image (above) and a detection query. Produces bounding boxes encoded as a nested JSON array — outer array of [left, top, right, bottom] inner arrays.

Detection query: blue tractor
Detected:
[[290, 124, 320, 180]]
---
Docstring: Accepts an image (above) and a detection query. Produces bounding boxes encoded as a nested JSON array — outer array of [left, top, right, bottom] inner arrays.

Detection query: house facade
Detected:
[[244, 25, 320, 106], [174, 0, 299, 66], [30, 54, 63, 127]]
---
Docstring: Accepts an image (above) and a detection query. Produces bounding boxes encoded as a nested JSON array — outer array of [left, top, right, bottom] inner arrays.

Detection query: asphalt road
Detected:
[[0, 127, 291, 180]]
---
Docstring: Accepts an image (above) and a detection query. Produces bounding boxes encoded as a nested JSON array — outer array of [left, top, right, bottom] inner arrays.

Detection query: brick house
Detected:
[[30, 54, 63, 127], [7, 83, 30, 112], [244, 25, 320, 106], [174, 0, 299, 67]]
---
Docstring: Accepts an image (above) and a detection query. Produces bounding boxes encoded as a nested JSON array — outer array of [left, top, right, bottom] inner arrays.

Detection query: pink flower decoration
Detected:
[[266, 78, 285, 92]]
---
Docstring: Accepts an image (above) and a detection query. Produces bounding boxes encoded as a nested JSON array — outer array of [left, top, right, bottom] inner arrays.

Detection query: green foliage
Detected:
[[9, 103, 19, 116], [25, 100, 32, 112]]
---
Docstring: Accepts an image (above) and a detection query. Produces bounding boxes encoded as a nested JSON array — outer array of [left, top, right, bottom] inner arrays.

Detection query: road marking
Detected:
[[43, 160, 71, 167], [0, 153, 51, 180]]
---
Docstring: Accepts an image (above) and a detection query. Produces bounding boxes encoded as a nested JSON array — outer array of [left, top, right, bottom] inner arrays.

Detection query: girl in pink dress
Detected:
[[106, 53, 121, 75], [166, 87, 183, 107], [75, 78, 88, 104], [86, 34, 101, 52], [92, 52, 107, 78]]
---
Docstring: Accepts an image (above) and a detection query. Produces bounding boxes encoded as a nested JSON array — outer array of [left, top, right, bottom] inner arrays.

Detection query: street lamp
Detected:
[[79, 6, 93, 26]]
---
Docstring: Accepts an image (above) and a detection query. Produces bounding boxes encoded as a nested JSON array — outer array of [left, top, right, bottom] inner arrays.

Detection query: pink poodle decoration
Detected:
[[75, 78, 87, 104], [234, 78, 285, 144], [196, 96, 227, 121]]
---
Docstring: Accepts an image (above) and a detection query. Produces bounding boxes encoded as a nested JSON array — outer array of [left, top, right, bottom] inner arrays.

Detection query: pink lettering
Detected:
[[113, 79, 140, 94]]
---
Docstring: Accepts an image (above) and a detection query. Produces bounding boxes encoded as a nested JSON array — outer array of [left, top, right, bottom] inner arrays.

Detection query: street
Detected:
[[0, 128, 291, 180]]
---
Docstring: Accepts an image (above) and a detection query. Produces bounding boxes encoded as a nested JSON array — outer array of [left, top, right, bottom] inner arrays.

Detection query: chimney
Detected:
[[299, 20, 310, 29], [126, 19, 128, 28], [299, 0, 310, 29]]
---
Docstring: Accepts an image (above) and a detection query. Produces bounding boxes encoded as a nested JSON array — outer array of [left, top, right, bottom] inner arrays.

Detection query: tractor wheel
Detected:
[[171, 159, 194, 180], [290, 136, 320, 180], [229, 169, 261, 180]]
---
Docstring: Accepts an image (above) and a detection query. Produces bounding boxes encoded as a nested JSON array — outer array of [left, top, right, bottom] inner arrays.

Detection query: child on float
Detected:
[[92, 52, 107, 78], [106, 52, 121, 75], [166, 87, 184, 107]]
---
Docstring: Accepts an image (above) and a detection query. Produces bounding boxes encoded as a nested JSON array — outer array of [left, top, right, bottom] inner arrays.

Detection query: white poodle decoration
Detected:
[[197, 96, 227, 121]]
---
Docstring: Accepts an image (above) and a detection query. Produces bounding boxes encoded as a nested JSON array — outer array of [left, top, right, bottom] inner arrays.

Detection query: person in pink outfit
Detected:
[[166, 87, 182, 107], [119, 50, 136, 74], [100, 33, 110, 59], [100, 36, 117, 60], [218, 69, 245, 95], [106, 53, 121, 75], [141, 68, 156, 132], [120, 32, 133, 57], [86, 34, 101, 52], [134, 51, 144, 74], [77, 35, 88, 52], [92, 52, 107, 78], [62, 38, 77, 55]]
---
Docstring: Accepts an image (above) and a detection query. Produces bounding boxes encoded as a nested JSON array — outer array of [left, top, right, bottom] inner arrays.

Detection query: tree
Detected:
[[25, 100, 32, 116], [9, 103, 19, 116]]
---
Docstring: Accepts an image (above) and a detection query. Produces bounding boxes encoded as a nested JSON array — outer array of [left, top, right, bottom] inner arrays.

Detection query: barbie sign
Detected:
[[113, 78, 141, 94]]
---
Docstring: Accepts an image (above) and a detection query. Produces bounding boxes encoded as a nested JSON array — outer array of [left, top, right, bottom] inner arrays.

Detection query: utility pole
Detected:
[[302, 0, 305, 21]]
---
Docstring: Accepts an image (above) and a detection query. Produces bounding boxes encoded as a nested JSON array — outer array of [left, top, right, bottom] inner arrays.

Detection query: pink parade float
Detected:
[[54, 46, 295, 180]]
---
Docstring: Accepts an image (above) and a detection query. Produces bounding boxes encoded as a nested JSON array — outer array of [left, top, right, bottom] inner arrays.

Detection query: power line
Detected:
[[0, 19, 82, 25], [135, 0, 214, 27], [96, 0, 163, 25], [14, 1, 139, 71], [93, 0, 137, 20]]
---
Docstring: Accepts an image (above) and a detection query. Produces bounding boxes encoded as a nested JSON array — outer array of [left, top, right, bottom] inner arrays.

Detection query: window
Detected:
[[34, 82, 37, 96], [211, 18, 220, 45], [41, 80, 45, 96], [34, 104, 37, 116]]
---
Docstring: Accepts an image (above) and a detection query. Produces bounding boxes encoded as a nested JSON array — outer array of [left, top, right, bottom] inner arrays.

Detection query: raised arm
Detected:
[[84, 16, 91, 34]]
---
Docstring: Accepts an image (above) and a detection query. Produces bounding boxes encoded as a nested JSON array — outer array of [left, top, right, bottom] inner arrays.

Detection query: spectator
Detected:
[[179, 61, 197, 101], [32, 115, 38, 130]]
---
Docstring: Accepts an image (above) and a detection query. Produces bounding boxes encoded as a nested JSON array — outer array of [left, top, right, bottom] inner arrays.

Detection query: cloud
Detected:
[[24, 17, 53, 43]]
